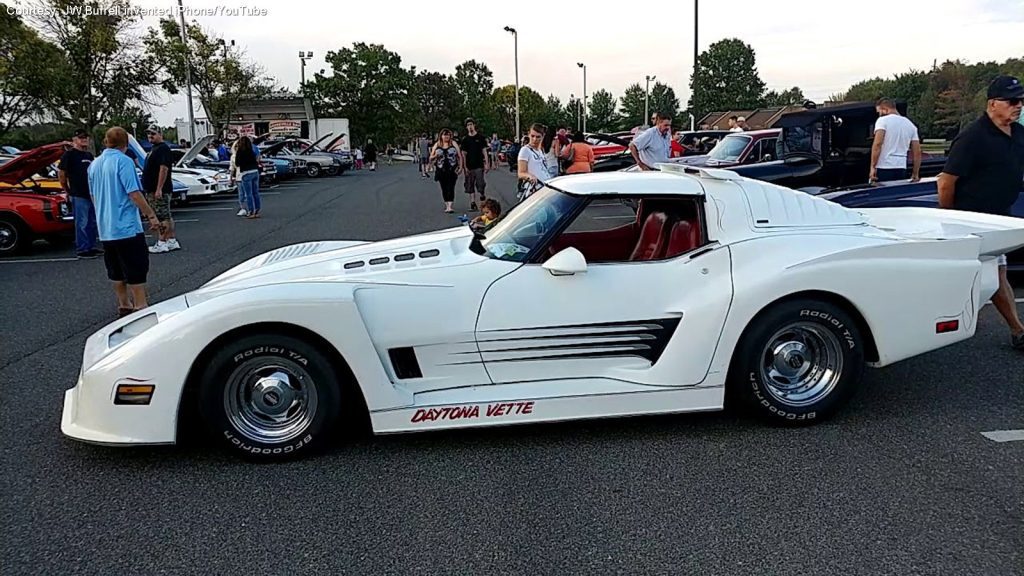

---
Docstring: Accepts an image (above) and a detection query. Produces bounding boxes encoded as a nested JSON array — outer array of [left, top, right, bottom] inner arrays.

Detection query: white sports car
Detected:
[[61, 166, 1024, 460]]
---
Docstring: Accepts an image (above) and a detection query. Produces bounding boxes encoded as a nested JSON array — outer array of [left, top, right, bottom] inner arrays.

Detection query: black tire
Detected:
[[728, 299, 865, 425], [0, 215, 31, 256], [306, 164, 321, 178], [326, 165, 340, 176], [198, 333, 343, 461]]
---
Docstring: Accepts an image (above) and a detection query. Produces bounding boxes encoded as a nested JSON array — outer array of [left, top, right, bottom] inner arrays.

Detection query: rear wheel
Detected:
[[0, 215, 30, 255], [307, 164, 321, 178], [729, 299, 864, 424], [198, 333, 343, 461]]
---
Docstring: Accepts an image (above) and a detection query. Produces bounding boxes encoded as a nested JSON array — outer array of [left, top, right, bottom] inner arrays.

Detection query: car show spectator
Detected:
[[430, 128, 461, 214], [517, 123, 550, 199], [142, 125, 179, 253], [364, 139, 378, 171], [58, 128, 100, 259], [541, 125, 562, 179], [87, 127, 160, 318], [629, 113, 673, 170], [737, 116, 749, 130], [489, 133, 501, 164], [418, 134, 432, 177], [728, 116, 742, 132], [937, 74, 1024, 351], [460, 118, 490, 211], [561, 130, 595, 174], [870, 97, 922, 182], [469, 198, 501, 232], [232, 135, 262, 219], [354, 147, 363, 170]]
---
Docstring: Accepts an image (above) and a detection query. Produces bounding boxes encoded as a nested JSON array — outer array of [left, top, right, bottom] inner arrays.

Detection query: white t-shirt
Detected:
[[873, 114, 919, 169], [518, 145, 549, 181]]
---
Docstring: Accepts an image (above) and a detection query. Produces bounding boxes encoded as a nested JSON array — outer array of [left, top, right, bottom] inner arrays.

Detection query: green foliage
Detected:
[[490, 85, 545, 138], [618, 83, 646, 128], [764, 86, 805, 107], [688, 38, 767, 118], [0, 5, 72, 139], [586, 89, 618, 132], [649, 83, 681, 121]]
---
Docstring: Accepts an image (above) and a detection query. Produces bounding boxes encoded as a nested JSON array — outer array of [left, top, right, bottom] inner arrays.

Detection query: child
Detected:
[[470, 198, 501, 231]]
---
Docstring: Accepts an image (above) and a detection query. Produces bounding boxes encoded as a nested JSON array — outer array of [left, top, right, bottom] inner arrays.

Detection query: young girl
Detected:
[[470, 198, 501, 231]]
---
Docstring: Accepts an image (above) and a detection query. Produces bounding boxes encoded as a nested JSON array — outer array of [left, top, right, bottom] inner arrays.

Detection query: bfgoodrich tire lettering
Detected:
[[198, 334, 342, 461], [730, 299, 865, 425]]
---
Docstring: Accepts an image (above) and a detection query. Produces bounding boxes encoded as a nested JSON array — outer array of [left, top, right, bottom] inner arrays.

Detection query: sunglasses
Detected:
[[998, 97, 1023, 106]]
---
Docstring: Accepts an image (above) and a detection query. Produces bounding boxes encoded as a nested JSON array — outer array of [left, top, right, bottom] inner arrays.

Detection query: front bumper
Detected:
[[61, 383, 172, 446]]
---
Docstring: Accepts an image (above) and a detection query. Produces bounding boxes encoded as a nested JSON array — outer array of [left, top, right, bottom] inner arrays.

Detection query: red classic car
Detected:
[[0, 142, 75, 255]]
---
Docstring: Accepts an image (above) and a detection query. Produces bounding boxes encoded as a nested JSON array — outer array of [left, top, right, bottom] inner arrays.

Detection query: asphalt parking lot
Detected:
[[1, 163, 1022, 575]]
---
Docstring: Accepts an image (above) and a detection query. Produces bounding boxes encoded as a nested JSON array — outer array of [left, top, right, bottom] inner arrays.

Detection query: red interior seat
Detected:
[[663, 219, 701, 258], [629, 212, 669, 261]]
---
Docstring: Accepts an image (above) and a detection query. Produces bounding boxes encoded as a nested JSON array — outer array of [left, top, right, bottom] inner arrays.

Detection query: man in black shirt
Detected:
[[58, 128, 101, 258], [460, 118, 491, 211], [938, 75, 1024, 350], [142, 125, 179, 253]]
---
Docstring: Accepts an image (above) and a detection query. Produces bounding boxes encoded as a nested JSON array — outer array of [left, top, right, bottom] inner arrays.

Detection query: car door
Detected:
[[475, 195, 734, 387]]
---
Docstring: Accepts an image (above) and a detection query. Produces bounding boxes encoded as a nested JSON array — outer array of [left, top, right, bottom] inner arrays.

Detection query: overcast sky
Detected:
[[120, 0, 1024, 125]]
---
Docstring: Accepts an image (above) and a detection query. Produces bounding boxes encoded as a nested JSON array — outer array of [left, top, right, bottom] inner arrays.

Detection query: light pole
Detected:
[[570, 93, 578, 131], [177, 0, 195, 144], [577, 62, 586, 133], [299, 51, 313, 92], [645, 74, 656, 126], [503, 26, 519, 140]]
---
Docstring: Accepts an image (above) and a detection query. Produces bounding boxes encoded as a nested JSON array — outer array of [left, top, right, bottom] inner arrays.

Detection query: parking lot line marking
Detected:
[[0, 257, 79, 263], [175, 219, 200, 223], [981, 430, 1024, 443], [173, 207, 237, 212]]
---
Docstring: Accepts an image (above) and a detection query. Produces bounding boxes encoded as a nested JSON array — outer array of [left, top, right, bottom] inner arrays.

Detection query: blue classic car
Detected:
[[815, 177, 1024, 271]]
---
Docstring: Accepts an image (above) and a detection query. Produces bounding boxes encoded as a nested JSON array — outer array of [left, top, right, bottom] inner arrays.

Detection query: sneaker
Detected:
[[149, 241, 170, 254], [236, 208, 248, 217], [166, 238, 181, 251], [76, 250, 99, 259], [470, 202, 478, 211], [1012, 332, 1024, 351]]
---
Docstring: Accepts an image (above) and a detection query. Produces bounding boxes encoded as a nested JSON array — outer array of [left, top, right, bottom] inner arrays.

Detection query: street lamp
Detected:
[[503, 26, 519, 140], [299, 51, 313, 91], [577, 62, 586, 133], [645, 74, 656, 126], [570, 93, 578, 131], [177, 0, 196, 144]]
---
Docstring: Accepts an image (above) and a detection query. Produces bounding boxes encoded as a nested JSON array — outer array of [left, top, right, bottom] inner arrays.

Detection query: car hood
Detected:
[[177, 135, 216, 167], [189, 226, 482, 300], [0, 142, 68, 184]]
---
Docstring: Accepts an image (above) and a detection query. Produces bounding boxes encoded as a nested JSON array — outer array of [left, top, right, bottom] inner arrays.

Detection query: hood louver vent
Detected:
[[263, 242, 323, 265]]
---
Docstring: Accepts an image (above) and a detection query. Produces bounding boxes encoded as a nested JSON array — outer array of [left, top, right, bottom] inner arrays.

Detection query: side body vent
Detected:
[[388, 347, 423, 379]]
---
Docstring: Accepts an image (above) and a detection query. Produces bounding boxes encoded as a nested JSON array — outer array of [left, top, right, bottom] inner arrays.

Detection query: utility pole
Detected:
[[645, 74, 656, 125], [177, 0, 196, 144]]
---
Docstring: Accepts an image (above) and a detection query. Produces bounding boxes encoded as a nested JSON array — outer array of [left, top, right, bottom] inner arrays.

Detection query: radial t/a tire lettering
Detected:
[[729, 299, 865, 425], [197, 333, 342, 461]]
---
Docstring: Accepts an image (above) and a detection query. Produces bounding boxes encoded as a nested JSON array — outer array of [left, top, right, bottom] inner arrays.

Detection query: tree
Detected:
[[763, 86, 805, 107], [0, 7, 71, 139], [932, 61, 979, 136], [563, 96, 583, 131], [303, 43, 416, 145], [27, 0, 158, 133], [649, 83, 680, 122], [688, 38, 767, 118], [409, 70, 459, 136], [539, 94, 567, 130], [453, 60, 496, 131], [144, 17, 276, 137], [490, 85, 544, 139], [586, 89, 618, 132], [618, 83, 647, 129]]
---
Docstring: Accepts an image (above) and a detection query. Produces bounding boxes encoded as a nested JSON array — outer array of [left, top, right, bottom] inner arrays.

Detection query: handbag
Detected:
[[560, 142, 576, 171]]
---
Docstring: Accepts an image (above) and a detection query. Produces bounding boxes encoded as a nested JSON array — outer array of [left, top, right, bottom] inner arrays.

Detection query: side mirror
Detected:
[[542, 247, 587, 276]]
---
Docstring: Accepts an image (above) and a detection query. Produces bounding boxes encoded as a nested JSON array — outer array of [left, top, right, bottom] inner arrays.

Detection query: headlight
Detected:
[[215, 172, 228, 181]]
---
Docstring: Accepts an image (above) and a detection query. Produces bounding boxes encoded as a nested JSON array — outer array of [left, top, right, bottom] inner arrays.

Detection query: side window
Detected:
[[744, 141, 762, 164], [761, 138, 777, 161], [545, 197, 704, 264]]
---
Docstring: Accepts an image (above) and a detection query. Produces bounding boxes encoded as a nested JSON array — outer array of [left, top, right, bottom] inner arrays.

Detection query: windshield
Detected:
[[479, 186, 580, 261], [707, 135, 750, 162]]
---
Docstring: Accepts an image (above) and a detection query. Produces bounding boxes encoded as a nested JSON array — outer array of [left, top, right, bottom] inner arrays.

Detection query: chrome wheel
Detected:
[[0, 220, 18, 252], [224, 359, 319, 444], [760, 322, 844, 408]]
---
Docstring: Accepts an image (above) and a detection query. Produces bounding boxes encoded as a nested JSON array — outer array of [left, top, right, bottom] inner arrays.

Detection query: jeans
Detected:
[[72, 196, 99, 253], [240, 171, 261, 214]]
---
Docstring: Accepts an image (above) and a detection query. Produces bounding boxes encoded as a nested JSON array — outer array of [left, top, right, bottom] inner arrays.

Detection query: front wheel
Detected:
[[198, 333, 343, 460], [729, 299, 865, 425], [306, 164, 321, 178]]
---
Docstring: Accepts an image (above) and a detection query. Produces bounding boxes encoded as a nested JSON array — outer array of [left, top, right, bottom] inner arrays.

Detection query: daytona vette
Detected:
[[61, 166, 1024, 460]]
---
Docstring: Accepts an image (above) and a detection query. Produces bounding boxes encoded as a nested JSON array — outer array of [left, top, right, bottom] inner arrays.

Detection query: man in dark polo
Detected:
[[58, 128, 101, 258], [938, 75, 1024, 350]]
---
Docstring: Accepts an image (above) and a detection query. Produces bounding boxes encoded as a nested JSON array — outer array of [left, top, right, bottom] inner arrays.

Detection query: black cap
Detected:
[[465, 117, 475, 125], [72, 128, 89, 138], [145, 124, 161, 134], [987, 75, 1024, 100]]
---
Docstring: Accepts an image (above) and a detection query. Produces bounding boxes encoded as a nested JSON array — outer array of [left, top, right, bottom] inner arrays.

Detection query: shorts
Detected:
[[419, 156, 430, 167], [102, 233, 150, 285], [145, 191, 171, 221]]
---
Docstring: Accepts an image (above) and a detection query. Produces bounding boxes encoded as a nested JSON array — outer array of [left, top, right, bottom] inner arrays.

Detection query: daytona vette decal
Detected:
[[410, 401, 535, 423]]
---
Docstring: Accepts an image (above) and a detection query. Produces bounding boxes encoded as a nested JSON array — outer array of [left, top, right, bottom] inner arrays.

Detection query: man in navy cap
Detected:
[[938, 75, 1024, 350]]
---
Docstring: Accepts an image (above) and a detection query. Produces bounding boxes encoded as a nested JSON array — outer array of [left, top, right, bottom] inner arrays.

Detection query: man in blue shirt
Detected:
[[629, 113, 673, 170], [88, 126, 161, 317]]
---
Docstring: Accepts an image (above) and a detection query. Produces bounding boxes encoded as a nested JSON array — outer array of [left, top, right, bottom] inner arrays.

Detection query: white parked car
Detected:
[[60, 166, 1024, 460]]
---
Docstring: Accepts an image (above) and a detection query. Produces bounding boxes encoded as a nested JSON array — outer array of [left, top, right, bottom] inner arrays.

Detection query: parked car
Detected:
[[0, 142, 74, 255], [813, 177, 1024, 271], [675, 129, 782, 168], [261, 133, 343, 177], [60, 165, 1024, 460], [128, 135, 219, 203]]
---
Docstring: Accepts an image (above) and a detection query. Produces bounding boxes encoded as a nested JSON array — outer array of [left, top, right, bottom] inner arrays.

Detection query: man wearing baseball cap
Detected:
[[938, 74, 1024, 351], [58, 128, 101, 258], [142, 124, 180, 253]]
